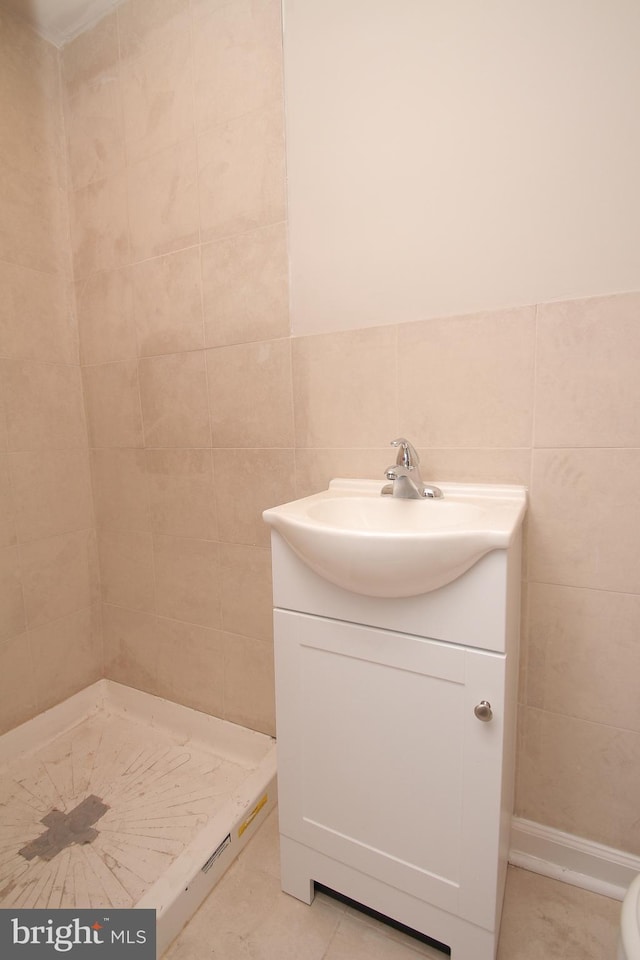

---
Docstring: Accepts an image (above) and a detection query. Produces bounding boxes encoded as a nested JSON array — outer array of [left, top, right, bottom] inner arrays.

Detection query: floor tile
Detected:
[[497, 865, 620, 960], [168, 811, 622, 960]]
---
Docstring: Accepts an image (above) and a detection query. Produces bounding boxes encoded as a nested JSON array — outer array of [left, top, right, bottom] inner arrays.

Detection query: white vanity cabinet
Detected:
[[266, 482, 526, 960]]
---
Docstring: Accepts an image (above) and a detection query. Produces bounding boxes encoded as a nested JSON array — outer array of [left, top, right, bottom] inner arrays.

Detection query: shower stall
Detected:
[[0, 681, 276, 955]]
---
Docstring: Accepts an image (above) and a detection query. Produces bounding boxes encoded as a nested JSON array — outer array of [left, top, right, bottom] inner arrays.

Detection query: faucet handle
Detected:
[[390, 438, 420, 469]]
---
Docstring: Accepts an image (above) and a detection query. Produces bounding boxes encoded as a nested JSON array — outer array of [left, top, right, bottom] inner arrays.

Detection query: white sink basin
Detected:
[[263, 479, 527, 598]]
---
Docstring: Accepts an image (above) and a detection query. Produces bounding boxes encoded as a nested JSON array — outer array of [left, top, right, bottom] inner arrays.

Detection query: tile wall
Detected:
[[63, 0, 287, 734], [0, 8, 101, 734], [1, 0, 639, 861]]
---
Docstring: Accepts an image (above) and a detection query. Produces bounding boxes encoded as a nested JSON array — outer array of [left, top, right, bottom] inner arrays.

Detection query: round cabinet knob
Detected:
[[474, 700, 493, 722]]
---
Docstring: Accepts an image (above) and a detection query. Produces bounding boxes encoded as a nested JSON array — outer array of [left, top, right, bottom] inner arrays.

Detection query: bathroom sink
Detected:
[[263, 478, 527, 598]]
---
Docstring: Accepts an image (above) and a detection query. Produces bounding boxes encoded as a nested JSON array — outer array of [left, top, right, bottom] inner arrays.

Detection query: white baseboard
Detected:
[[509, 818, 640, 901]]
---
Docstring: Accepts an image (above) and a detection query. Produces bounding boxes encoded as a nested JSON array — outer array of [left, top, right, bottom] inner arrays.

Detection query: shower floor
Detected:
[[0, 680, 277, 955]]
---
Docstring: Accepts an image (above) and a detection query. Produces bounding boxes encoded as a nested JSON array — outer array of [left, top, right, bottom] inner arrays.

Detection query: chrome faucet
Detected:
[[382, 438, 443, 499]]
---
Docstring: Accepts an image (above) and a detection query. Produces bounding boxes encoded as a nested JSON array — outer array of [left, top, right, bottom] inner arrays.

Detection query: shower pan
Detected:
[[0, 680, 277, 956]]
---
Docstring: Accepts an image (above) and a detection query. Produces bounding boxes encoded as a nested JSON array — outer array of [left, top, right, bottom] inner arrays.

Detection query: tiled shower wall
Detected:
[[1, 0, 639, 861], [0, 9, 100, 734], [63, 0, 287, 734]]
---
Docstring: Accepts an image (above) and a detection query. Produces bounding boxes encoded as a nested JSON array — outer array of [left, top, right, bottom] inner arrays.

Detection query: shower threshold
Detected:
[[0, 680, 277, 957]]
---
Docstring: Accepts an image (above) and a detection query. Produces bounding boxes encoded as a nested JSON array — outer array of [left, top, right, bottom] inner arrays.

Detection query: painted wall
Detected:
[[284, 0, 640, 335], [0, 8, 100, 734]]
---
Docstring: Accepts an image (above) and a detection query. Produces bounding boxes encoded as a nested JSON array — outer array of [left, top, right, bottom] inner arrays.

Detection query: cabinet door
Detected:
[[275, 609, 506, 931]]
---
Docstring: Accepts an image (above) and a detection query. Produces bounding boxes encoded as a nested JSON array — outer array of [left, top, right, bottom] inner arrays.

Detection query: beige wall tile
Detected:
[[131, 247, 204, 357], [91, 448, 150, 532], [0, 261, 76, 364], [517, 706, 640, 855], [2, 359, 86, 451], [292, 326, 397, 448], [0, 21, 61, 188], [76, 268, 137, 365], [294, 448, 392, 499], [71, 173, 130, 278], [202, 222, 289, 347], [535, 293, 640, 447], [0, 633, 37, 734], [127, 139, 199, 261], [190, 0, 244, 17], [219, 542, 273, 641], [207, 339, 294, 448], [198, 103, 286, 243], [153, 534, 221, 628], [118, 0, 189, 60], [103, 601, 158, 694], [139, 352, 210, 448], [529, 448, 640, 593], [223, 632, 275, 735], [65, 72, 125, 190], [121, 30, 194, 164], [421, 448, 532, 487], [62, 12, 119, 96], [3, 106, 62, 192], [30, 604, 102, 712], [0, 544, 25, 642], [0, 381, 6, 451], [527, 583, 640, 732], [517, 581, 530, 706], [145, 448, 217, 539], [83, 360, 144, 448], [98, 528, 155, 613], [0, 382, 6, 455], [20, 529, 99, 629], [0, 158, 65, 275], [397, 307, 536, 447], [0, 9, 58, 107], [9, 449, 94, 543], [156, 616, 224, 716], [2, 94, 61, 188], [194, 0, 283, 132], [0, 454, 17, 547], [214, 448, 295, 546], [0, 7, 103, 737]]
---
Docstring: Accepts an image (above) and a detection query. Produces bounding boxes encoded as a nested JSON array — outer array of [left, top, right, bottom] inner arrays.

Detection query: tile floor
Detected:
[[167, 809, 622, 960]]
